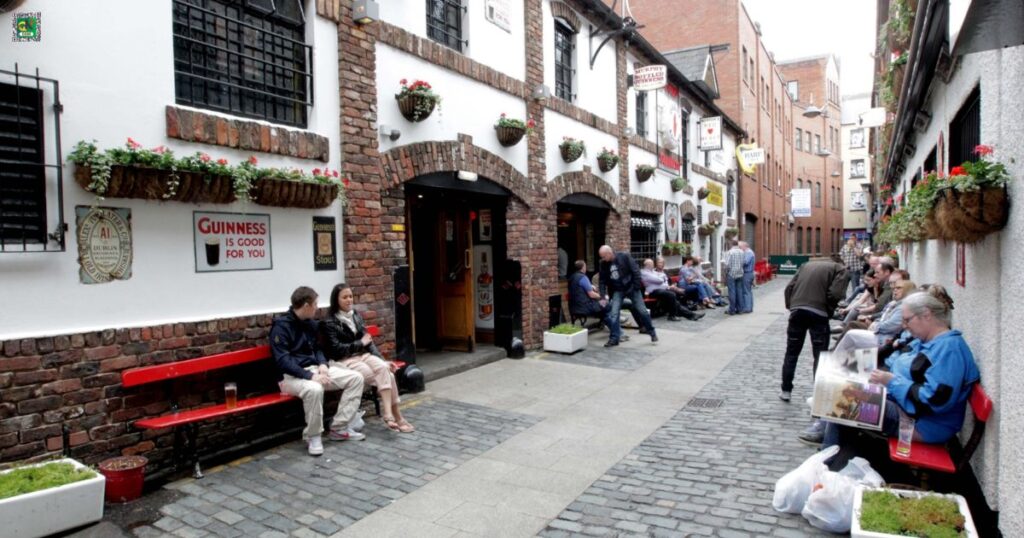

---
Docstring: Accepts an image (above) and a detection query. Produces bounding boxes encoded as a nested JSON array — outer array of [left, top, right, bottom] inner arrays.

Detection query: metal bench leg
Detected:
[[184, 423, 203, 479]]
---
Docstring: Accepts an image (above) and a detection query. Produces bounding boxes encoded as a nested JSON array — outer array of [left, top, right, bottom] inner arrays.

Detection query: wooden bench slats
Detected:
[[134, 393, 298, 429], [122, 345, 272, 387]]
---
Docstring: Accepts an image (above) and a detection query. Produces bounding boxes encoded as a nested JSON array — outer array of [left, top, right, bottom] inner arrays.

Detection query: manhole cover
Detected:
[[686, 397, 724, 409]]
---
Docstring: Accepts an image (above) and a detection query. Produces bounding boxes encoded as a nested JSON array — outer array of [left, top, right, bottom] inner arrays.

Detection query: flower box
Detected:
[[636, 166, 655, 183], [495, 125, 526, 147], [251, 177, 339, 209], [852, 486, 977, 538], [934, 186, 1009, 244], [0, 458, 105, 538], [543, 325, 588, 354], [396, 93, 437, 122], [559, 138, 585, 163], [74, 166, 236, 204]]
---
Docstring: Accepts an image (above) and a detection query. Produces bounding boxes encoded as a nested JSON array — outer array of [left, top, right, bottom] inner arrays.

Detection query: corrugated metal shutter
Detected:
[[0, 82, 46, 244]]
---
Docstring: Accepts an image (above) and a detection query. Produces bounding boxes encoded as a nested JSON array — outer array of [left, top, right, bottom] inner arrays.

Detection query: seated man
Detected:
[[820, 293, 980, 469], [640, 258, 704, 321], [271, 286, 366, 456], [567, 260, 612, 329], [676, 256, 717, 308]]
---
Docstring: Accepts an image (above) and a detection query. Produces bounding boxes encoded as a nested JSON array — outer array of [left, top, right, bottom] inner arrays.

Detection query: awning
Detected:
[[630, 217, 658, 229]]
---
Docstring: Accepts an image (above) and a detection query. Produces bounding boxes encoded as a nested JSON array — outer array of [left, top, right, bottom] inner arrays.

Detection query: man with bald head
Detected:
[[598, 245, 657, 346]]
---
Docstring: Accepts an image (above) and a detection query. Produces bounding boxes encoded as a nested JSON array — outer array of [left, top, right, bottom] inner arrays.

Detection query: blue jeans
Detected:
[[822, 395, 901, 448], [741, 272, 755, 312], [727, 277, 744, 314], [607, 288, 656, 342], [683, 283, 708, 301], [845, 283, 866, 304]]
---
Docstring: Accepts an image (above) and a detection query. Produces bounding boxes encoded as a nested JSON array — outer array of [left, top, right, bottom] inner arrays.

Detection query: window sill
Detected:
[[165, 105, 329, 162]]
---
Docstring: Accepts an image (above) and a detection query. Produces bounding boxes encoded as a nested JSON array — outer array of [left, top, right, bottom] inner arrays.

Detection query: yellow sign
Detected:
[[736, 143, 764, 174], [391, 224, 406, 232], [706, 182, 724, 207]]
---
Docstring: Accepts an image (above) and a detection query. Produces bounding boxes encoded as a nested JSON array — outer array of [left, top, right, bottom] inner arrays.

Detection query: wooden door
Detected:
[[436, 209, 474, 351]]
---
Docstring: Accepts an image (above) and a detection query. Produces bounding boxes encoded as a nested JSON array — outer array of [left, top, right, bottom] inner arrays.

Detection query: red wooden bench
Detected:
[[122, 325, 399, 478], [887, 384, 993, 475]]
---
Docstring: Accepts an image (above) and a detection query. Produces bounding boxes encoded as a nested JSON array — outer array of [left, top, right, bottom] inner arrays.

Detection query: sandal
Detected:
[[396, 419, 415, 433], [382, 416, 401, 432]]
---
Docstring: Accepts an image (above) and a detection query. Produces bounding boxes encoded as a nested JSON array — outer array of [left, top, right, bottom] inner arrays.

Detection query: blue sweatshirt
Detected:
[[885, 330, 980, 443]]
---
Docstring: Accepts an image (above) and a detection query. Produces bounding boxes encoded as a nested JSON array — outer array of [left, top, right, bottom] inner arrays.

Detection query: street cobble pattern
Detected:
[[540, 314, 832, 538], [130, 397, 539, 538]]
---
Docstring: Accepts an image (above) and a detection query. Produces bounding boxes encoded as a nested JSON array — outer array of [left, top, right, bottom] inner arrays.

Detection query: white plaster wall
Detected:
[[625, 55, 656, 144], [379, 0, 526, 81], [542, 0, 618, 122], [376, 45, 529, 176], [544, 110, 618, 190], [0, 1, 345, 340], [891, 46, 1024, 535]]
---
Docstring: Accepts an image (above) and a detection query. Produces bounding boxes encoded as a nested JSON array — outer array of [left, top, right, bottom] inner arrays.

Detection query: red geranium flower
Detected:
[[200, 153, 211, 162], [343, 177, 350, 187], [313, 168, 322, 176], [400, 78, 407, 85], [950, 165, 967, 176], [248, 156, 258, 165], [126, 137, 141, 149], [527, 119, 536, 128], [217, 158, 228, 165], [974, 144, 994, 156], [332, 170, 340, 178]]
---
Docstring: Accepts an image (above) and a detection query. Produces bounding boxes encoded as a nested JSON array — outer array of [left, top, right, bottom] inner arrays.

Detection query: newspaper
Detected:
[[811, 331, 886, 430]]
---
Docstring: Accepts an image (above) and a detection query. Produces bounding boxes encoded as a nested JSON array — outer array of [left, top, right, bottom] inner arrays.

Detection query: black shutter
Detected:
[[949, 87, 980, 169], [0, 82, 46, 244]]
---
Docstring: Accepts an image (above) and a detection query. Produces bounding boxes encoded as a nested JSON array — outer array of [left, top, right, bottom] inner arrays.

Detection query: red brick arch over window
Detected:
[[378, 135, 532, 206], [549, 2, 581, 33], [547, 170, 621, 211]]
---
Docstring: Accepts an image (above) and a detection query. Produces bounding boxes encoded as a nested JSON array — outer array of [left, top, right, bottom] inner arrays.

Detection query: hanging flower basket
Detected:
[[251, 177, 339, 209], [724, 227, 739, 239], [559, 137, 585, 163], [495, 125, 526, 147], [74, 165, 236, 204], [934, 186, 1009, 243], [671, 177, 688, 192], [597, 148, 619, 172], [697, 224, 717, 237], [395, 79, 441, 122], [697, 187, 711, 200], [636, 165, 655, 183]]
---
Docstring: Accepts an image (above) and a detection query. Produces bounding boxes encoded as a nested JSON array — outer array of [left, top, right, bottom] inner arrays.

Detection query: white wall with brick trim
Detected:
[[543, 110, 618, 188], [542, 0, 618, 123], [0, 0, 345, 340]]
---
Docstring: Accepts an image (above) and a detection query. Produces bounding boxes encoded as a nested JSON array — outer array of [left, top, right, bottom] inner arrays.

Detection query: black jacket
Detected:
[[599, 252, 643, 296], [269, 310, 326, 381], [784, 260, 850, 314], [320, 311, 382, 361]]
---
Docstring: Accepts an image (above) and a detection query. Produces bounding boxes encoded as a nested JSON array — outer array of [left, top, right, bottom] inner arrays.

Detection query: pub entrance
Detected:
[[556, 193, 609, 280], [406, 173, 509, 354]]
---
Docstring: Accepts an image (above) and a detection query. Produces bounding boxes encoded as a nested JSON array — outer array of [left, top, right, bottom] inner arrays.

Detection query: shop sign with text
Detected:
[[634, 65, 667, 91], [698, 116, 723, 151], [76, 206, 132, 284], [313, 216, 337, 271], [194, 211, 272, 272], [706, 182, 724, 207]]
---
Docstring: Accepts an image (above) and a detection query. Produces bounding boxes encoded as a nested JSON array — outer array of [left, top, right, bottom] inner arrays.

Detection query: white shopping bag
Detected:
[[772, 445, 840, 514]]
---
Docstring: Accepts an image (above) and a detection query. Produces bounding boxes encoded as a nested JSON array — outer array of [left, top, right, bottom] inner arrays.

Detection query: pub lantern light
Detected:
[[532, 83, 551, 103], [353, 0, 379, 25]]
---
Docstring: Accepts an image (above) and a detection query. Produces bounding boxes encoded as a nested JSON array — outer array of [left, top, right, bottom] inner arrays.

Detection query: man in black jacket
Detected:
[[598, 245, 657, 347], [780, 257, 850, 403], [271, 286, 365, 456]]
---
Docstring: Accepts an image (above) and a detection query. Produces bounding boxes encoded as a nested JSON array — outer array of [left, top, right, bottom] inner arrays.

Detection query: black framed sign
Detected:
[[313, 216, 338, 271]]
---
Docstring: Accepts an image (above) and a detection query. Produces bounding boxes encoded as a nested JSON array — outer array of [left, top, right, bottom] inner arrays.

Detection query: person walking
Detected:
[[740, 241, 756, 313], [598, 245, 657, 347], [724, 240, 746, 315], [840, 237, 862, 297]]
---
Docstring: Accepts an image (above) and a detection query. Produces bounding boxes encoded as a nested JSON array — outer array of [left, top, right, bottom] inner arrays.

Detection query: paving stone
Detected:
[[212, 510, 245, 526], [172, 527, 209, 538], [153, 517, 184, 532]]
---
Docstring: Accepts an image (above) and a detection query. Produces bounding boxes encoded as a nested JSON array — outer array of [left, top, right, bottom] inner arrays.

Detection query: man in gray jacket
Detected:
[[780, 257, 850, 402]]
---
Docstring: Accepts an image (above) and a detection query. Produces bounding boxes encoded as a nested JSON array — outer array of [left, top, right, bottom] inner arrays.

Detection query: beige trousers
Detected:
[[333, 355, 400, 410], [279, 365, 363, 439]]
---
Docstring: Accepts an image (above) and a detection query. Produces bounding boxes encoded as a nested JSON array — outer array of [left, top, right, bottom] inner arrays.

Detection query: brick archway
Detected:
[[379, 135, 531, 206], [547, 170, 620, 211]]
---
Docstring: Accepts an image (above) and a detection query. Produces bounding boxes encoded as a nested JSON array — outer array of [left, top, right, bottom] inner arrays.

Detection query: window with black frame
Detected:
[[629, 215, 659, 263], [426, 0, 465, 52], [554, 20, 574, 101], [949, 87, 980, 169], [0, 81, 46, 246], [681, 217, 695, 244], [172, 0, 312, 128], [635, 91, 647, 137]]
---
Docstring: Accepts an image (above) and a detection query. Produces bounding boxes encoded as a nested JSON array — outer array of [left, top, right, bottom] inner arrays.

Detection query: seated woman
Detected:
[[822, 293, 980, 466], [320, 283, 414, 433], [675, 257, 717, 308]]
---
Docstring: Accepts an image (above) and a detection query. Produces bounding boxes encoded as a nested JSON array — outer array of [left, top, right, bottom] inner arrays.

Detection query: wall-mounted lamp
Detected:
[[913, 110, 931, 132], [624, 126, 636, 137], [457, 170, 478, 182], [802, 105, 826, 118], [815, 149, 832, 157], [532, 84, 551, 103], [353, 0, 379, 25], [379, 124, 401, 141], [831, 170, 841, 177]]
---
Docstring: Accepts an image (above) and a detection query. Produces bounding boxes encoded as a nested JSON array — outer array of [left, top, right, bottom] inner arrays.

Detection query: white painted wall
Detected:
[[544, 110, 618, 190], [890, 45, 1024, 536], [542, 0, 618, 122], [625, 55, 656, 145], [0, 0, 345, 340], [376, 45, 529, 177], [379, 0, 526, 81]]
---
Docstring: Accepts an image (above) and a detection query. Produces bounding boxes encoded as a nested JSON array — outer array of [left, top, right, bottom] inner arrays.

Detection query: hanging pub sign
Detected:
[[791, 189, 812, 218], [485, 0, 511, 32], [705, 182, 724, 207], [194, 211, 272, 272], [656, 84, 684, 173], [312, 216, 337, 271], [664, 202, 680, 242], [76, 206, 132, 284], [633, 65, 667, 91], [698, 116, 723, 151], [736, 144, 765, 174]]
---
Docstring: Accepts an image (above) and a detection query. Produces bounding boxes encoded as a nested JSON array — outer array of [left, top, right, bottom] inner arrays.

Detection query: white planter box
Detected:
[[543, 329, 588, 354], [0, 458, 106, 538], [851, 486, 977, 538]]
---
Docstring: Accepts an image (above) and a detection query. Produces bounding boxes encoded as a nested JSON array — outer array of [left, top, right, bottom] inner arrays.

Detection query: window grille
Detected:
[[426, 0, 466, 52], [681, 218, 695, 244], [0, 65, 66, 252], [554, 20, 574, 101], [629, 215, 658, 263], [172, 0, 312, 128], [949, 87, 980, 169], [635, 91, 647, 138]]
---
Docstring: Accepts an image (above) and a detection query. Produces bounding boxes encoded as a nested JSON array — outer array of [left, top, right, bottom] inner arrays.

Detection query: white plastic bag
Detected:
[[801, 469, 857, 533], [838, 457, 884, 488], [772, 445, 839, 514]]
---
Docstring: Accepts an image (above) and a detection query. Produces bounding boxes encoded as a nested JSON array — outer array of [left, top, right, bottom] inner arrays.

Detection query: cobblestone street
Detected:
[[98, 278, 837, 537]]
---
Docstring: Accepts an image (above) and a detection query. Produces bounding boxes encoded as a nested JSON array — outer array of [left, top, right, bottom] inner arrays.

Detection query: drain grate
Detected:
[[686, 397, 725, 409]]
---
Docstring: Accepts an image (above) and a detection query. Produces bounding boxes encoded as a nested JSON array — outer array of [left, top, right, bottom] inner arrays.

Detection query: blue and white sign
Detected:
[[791, 189, 812, 218]]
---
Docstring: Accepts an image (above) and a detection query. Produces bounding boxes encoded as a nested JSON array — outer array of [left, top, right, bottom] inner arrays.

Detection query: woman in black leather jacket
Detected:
[[320, 283, 414, 433]]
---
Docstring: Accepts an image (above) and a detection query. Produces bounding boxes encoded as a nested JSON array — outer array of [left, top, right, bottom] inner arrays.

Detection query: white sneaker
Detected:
[[327, 429, 365, 442], [350, 410, 366, 432], [307, 435, 324, 456]]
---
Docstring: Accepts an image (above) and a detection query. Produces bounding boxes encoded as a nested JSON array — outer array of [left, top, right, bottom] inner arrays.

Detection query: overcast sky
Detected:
[[742, 0, 878, 97]]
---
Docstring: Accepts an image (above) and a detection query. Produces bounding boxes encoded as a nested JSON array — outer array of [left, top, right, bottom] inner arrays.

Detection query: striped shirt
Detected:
[[726, 247, 745, 279]]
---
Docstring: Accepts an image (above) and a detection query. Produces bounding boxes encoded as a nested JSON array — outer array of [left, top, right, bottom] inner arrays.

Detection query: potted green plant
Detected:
[[934, 145, 1011, 243], [0, 458, 106, 538], [852, 486, 977, 538], [495, 114, 534, 147], [395, 78, 441, 122], [636, 164, 655, 182], [671, 176, 688, 192], [559, 137, 586, 163], [597, 147, 619, 172], [543, 323, 588, 354], [661, 241, 680, 256]]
